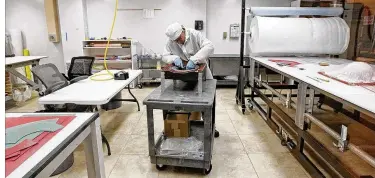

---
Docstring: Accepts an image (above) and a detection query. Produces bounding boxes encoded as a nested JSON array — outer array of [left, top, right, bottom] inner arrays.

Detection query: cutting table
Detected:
[[5, 112, 104, 178], [249, 57, 375, 121], [6, 56, 47, 91], [247, 56, 375, 177]]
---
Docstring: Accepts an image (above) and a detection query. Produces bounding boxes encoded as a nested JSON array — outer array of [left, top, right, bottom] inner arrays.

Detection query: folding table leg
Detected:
[[128, 85, 140, 111], [91, 106, 111, 156], [101, 133, 111, 156], [32, 61, 43, 91], [84, 118, 105, 178]]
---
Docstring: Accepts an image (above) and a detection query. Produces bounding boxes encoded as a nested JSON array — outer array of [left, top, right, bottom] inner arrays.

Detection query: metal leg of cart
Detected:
[[203, 108, 213, 174], [212, 96, 219, 138]]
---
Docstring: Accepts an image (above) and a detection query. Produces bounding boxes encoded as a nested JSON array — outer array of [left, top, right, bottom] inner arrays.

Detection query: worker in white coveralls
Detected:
[[163, 22, 219, 138], [162, 22, 214, 80]]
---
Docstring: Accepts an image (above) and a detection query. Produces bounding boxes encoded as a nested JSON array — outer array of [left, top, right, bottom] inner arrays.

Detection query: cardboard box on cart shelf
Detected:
[[164, 112, 202, 137]]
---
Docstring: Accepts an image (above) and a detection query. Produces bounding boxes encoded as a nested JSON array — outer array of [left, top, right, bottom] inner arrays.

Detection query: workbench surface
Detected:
[[39, 70, 142, 105], [143, 79, 217, 108], [252, 56, 375, 117], [6, 56, 47, 66]]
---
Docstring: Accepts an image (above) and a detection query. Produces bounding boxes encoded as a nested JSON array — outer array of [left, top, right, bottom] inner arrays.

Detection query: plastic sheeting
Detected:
[[324, 62, 375, 84], [249, 17, 350, 56], [159, 137, 203, 159]]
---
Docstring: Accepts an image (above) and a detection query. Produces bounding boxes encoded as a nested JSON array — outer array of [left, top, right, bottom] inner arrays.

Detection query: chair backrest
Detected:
[[31, 63, 69, 89], [68, 56, 95, 79]]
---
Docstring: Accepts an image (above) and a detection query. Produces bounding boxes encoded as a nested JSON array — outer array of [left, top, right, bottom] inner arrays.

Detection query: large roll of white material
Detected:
[[250, 7, 344, 16], [9, 29, 27, 84], [9, 29, 23, 56], [249, 17, 350, 56]]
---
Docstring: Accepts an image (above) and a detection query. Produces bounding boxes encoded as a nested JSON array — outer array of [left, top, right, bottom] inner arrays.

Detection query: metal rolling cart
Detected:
[[209, 54, 245, 86], [143, 79, 217, 175], [137, 54, 163, 88]]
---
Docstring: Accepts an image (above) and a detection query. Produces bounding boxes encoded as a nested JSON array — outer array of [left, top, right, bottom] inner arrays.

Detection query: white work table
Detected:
[[6, 112, 105, 178], [39, 70, 142, 106], [5, 56, 47, 91], [251, 57, 375, 119], [6, 56, 47, 66]]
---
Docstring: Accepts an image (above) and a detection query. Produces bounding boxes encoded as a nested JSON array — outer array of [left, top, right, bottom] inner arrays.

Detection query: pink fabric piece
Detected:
[[5, 116, 76, 176], [269, 59, 301, 67], [5, 151, 20, 160], [8, 147, 32, 161], [6, 140, 37, 158]]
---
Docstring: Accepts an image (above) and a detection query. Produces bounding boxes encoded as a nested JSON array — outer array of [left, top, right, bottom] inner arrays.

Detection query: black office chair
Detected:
[[32, 63, 111, 155], [64, 56, 95, 80]]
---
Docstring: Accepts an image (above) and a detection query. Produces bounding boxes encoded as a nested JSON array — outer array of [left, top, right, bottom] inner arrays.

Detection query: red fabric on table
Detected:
[[5, 115, 69, 128], [7, 132, 50, 161], [6, 151, 21, 160], [269, 59, 301, 67], [8, 148, 31, 161], [6, 140, 37, 158], [5, 115, 76, 177]]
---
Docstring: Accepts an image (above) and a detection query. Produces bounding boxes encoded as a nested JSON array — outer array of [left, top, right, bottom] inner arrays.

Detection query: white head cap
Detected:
[[165, 22, 183, 41]]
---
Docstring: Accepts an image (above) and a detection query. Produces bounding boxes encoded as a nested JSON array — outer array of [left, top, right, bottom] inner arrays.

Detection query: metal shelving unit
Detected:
[[82, 39, 142, 88], [136, 52, 163, 87]]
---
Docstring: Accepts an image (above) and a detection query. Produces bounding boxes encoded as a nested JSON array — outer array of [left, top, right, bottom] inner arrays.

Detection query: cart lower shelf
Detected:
[[151, 121, 213, 171]]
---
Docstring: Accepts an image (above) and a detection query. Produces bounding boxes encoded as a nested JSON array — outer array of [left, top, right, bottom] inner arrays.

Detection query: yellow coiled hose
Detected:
[[90, 0, 119, 81]]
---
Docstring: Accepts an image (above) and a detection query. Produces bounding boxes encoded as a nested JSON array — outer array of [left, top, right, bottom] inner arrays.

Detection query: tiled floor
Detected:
[[6, 87, 310, 178]]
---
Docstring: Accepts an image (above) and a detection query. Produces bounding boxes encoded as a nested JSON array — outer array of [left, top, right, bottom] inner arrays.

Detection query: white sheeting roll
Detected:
[[250, 7, 344, 16], [249, 17, 350, 56]]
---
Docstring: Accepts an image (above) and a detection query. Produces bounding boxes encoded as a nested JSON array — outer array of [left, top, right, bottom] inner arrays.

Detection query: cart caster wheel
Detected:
[[137, 84, 143, 89], [156, 164, 167, 171], [203, 164, 212, 175], [281, 140, 287, 146], [214, 130, 220, 138], [317, 103, 322, 109]]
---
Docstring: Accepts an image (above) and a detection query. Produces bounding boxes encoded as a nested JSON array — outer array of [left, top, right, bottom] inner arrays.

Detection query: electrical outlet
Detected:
[[223, 32, 227, 39]]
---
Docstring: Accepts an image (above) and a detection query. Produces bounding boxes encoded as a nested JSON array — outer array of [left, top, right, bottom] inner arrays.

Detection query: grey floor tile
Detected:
[[109, 155, 158, 178], [215, 120, 237, 134], [120, 135, 149, 155], [209, 154, 258, 178], [239, 133, 288, 154], [248, 153, 307, 176], [213, 134, 246, 155]]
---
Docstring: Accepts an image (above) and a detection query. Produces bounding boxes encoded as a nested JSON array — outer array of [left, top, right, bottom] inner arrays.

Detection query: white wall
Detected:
[[5, 0, 66, 72], [58, 0, 86, 64], [87, 0, 206, 54], [207, 0, 292, 54], [6, 0, 294, 68]]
